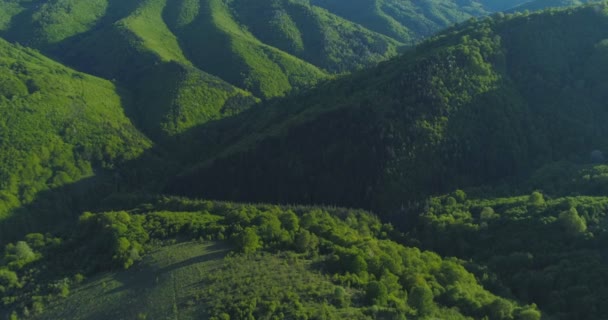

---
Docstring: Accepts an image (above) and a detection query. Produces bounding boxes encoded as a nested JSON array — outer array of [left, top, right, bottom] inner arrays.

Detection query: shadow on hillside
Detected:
[[156, 242, 230, 275], [103, 242, 229, 297], [0, 175, 106, 245], [0, 111, 236, 245]]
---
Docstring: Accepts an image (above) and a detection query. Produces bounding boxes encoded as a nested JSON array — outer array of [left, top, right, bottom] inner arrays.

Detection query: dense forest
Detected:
[[1, 0, 608, 319], [1, 197, 540, 319], [0, 37, 148, 223], [169, 3, 608, 216]]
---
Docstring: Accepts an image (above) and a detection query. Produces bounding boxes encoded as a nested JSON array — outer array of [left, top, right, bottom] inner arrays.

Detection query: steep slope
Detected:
[[168, 4, 608, 214], [42, 0, 259, 138], [478, 0, 532, 11], [0, 0, 550, 140], [164, 0, 328, 99], [508, 0, 596, 12], [1, 197, 539, 319], [0, 37, 149, 221], [310, 0, 488, 43], [228, 0, 401, 73]]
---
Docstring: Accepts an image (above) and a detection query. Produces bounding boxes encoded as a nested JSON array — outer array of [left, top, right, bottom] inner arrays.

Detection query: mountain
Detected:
[[309, 0, 487, 43], [3, 2, 608, 320], [167, 3, 608, 215], [0, 37, 149, 223], [0, 0, 405, 139], [0, 197, 540, 319], [508, 0, 596, 12], [0, 0, 548, 140]]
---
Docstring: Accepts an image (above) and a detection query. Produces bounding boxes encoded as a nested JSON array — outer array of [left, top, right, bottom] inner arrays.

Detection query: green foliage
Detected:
[[558, 207, 587, 235], [527, 191, 545, 207], [366, 281, 388, 306], [4, 241, 38, 269], [408, 284, 434, 316], [0, 268, 19, 293], [508, 0, 595, 12], [0, 197, 534, 319], [170, 4, 608, 215], [0, 38, 149, 223], [236, 227, 262, 254], [310, 0, 488, 43], [231, 0, 400, 73], [413, 191, 608, 319]]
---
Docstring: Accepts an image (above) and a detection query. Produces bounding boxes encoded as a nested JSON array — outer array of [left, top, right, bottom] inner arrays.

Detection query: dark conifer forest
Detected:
[[1, 0, 608, 319]]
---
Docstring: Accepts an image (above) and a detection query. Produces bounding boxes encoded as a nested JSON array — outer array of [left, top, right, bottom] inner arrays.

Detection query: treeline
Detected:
[[1, 197, 538, 319], [410, 189, 608, 319]]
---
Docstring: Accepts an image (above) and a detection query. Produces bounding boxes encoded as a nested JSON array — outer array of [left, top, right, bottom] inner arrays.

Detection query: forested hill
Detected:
[[0, 37, 149, 223], [0, 197, 541, 320], [508, 0, 597, 12], [0, 0, 418, 140], [0, 0, 589, 141], [168, 3, 608, 215]]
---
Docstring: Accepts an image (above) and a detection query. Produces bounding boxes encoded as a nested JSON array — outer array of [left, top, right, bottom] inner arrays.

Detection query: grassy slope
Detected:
[[0, 37, 150, 220], [38, 241, 231, 320], [38, 241, 366, 320]]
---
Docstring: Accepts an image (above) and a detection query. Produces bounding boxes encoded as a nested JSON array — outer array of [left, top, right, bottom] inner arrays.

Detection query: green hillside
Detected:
[[408, 184, 608, 319], [228, 0, 401, 73], [478, 0, 532, 11], [167, 4, 608, 214], [0, 0, 407, 138], [310, 0, 488, 43], [0, 37, 149, 222], [0, 0, 563, 141], [3, 2, 608, 320], [508, 0, 596, 12], [1, 197, 539, 319], [165, 0, 328, 99]]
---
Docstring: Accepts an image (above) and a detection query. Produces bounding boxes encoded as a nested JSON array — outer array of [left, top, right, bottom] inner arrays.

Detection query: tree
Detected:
[[5, 241, 37, 269], [366, 281, 388, 306], [0, 268, 19, 293], [558, 207, 587, 235], [515, 307, 541, 320], [408, 284, 434, 316], [487, 299, 514, 320], [294, 229, 317, 253], [333, 287, 348, 307], [279, 210, 299, 232], [480, 207, 499, 221], [453, 189, 467, 203], [528, 191, 545, 207], [238, 228, 262, 254]]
